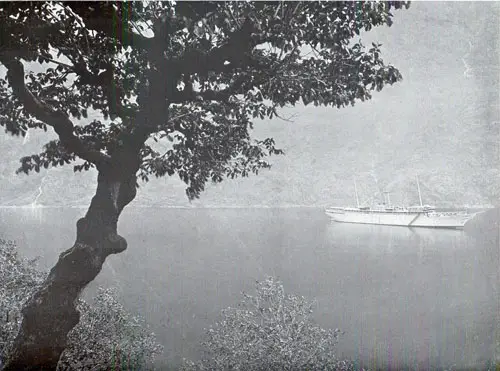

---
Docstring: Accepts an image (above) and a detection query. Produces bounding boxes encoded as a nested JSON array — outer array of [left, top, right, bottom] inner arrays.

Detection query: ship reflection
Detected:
[[325, 222, 469, 263], [322, 219, 492, 370]]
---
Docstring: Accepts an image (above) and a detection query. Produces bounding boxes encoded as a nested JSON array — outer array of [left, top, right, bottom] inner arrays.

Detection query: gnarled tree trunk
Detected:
[[3, 163, 137, 371]]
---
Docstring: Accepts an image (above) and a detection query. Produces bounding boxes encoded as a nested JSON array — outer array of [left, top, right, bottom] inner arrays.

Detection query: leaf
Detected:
[[1, 0, 405, 203]]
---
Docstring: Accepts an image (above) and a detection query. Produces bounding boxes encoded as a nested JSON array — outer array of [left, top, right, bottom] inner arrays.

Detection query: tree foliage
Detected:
[[181, 277, 360, 371], [0, 240, 163, 370], [0, 1, 408, 199], [0, 3, 410, 368], [0, 239, 45, 365], [59, 288, 163, 370]]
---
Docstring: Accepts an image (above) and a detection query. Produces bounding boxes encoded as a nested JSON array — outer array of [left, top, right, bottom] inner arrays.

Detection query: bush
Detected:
[[182, 277, 359, 371], [0, 239, 163, 370], [58, 287, 164, 370], [0, 239, 45, 364]]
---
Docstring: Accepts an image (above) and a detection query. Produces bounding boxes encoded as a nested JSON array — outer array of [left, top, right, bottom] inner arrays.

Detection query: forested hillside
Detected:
[[0, 2, 498, 208]]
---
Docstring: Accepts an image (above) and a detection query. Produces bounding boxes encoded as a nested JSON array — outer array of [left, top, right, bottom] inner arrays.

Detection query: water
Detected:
[[0, 206, 498, 370]]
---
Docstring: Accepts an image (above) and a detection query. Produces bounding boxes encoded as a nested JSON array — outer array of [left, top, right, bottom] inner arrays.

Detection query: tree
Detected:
[[0, 1, 409, 369], [181, 277, 358, 371], [0, 241, 163, 370]]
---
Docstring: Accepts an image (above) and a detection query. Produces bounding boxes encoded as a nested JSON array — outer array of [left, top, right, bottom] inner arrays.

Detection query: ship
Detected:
[[325, 177, 480, 229]]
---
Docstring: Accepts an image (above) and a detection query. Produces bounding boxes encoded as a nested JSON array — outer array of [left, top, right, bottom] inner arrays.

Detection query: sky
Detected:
[[1, 1, 499, 208]]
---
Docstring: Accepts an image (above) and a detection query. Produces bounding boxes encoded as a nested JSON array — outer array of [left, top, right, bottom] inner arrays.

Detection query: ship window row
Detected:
[[347, 209, 421, 214]]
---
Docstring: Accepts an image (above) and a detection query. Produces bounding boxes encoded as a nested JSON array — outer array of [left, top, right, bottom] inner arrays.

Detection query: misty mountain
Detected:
[[0, 2, 498, 208]]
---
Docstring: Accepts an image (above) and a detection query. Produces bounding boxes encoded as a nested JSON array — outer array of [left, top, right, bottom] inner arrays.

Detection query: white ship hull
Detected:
[[326, 208, 475, 229], [329, 176, 481, 229]]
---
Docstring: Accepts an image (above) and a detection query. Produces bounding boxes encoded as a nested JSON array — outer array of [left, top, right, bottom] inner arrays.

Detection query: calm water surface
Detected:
[[0, 207, 498, 370]]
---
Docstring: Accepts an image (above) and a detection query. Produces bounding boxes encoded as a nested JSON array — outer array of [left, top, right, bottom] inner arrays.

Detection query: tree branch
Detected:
[[171, 17, 259, 77], [170, 73, 249, 104], [63, 2, 154, 50], [169, 88, 228, 104], [0, 55, 110, 168]]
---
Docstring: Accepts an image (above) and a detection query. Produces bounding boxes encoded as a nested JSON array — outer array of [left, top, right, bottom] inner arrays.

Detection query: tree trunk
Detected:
[[3, 166, 137, 371]]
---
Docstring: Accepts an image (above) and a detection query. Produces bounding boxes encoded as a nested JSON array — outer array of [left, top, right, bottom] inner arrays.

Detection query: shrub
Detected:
[[0, 239, 45, 364], [182, 277, 358, 371], [0, 239, 163, 370], [58, 287, 164, 370]]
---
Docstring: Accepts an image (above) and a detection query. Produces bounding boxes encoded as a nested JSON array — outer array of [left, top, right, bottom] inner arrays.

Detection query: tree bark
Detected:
[[3, 162, 138, 371]]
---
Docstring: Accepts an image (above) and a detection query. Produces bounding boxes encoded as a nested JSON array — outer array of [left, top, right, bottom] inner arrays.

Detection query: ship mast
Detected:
[[416, 175, 423, 207], [383, 191, 391, 206], [354, 178, 360, 208]]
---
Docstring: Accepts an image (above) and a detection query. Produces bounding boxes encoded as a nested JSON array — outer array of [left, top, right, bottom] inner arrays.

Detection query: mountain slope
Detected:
[[0, 2, 498, 208]]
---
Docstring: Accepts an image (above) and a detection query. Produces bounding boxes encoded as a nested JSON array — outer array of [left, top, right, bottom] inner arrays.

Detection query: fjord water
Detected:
[[0, 206, 497, 370]]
